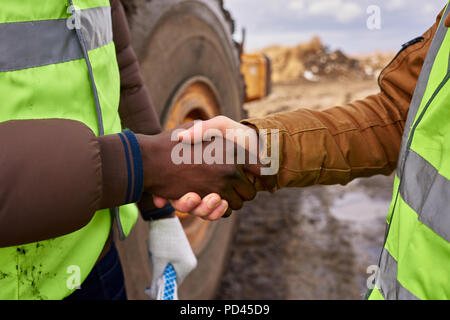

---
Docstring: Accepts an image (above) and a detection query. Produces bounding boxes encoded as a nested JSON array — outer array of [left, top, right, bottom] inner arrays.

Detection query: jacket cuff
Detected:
[[241, 117, 285, 169], [141, 202, 176, 221], [137, 192, 176, 221], [97, 131, 144, 209]]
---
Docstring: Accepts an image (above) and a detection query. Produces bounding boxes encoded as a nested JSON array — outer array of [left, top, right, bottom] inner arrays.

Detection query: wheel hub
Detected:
[[164, 76, 221, 256]]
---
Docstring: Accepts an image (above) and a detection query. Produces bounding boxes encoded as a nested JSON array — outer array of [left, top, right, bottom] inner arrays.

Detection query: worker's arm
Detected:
[[111, 0, 176, 220], [240, 10, 442, 189], [112, 0, 161, 136], [0, 119, 256, 246], [0, 2, 166, 248], [0, 119, 142, 247]]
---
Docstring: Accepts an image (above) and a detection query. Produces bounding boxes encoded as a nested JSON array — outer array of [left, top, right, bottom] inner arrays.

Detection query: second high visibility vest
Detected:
[[368, 2, 450, 300]]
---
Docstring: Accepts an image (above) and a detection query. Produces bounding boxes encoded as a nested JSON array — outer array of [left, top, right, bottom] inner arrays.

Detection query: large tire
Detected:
[[115, 0, 245, 300]]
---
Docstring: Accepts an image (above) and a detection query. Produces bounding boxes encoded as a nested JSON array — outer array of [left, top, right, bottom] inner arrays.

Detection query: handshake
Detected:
[[137, 116, 279, 220]]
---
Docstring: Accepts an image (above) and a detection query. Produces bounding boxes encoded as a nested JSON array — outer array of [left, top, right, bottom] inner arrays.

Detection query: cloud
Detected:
[[224, 0, 445, 53], [423, 3, 437, 14], [288, 0, 363, 23], [386, 0, 407, 11], [288, 0, 305, 11]]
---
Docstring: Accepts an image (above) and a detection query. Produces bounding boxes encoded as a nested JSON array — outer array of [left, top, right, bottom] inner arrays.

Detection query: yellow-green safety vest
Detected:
[[0, 0, 138, 299], [368, 2, 450, 300]]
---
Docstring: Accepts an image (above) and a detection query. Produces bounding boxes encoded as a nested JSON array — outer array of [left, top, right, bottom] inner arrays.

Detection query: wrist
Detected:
[[135, 133, 157, 190], [97, 131, 144, 210]]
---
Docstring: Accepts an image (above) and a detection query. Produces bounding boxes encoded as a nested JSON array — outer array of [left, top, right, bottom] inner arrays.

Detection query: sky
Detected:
[[224, 0, 446, 54]]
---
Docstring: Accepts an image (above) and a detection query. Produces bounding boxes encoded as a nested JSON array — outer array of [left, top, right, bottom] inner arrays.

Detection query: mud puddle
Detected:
[[217, 176, 392, 300]]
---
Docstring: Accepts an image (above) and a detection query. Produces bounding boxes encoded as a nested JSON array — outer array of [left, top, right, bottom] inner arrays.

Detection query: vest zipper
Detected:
[[68, 1, 104, 136], [68, 1, 126, 241]]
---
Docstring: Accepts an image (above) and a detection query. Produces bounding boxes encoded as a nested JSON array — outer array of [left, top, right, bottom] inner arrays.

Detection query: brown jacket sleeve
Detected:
[[111, 0, 162, 136], [0, 1, 160, 247], [0, 120, 137, 247], [243, 10, 443, 189]]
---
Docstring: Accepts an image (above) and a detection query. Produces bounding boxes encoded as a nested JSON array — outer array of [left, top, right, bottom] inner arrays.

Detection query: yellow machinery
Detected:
[[241, 53, 272, 102]]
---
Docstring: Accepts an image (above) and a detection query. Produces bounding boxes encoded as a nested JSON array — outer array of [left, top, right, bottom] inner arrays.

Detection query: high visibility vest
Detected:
[[0, 0, 138, 299], [368, 2, 450, 300]]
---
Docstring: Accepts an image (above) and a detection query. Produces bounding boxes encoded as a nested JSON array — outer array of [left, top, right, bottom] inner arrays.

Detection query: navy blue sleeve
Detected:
[[117, 130, 144, 204]]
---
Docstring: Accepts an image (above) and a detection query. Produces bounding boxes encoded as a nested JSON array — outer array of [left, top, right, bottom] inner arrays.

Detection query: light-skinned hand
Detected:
[[154, 116, 277, 221]]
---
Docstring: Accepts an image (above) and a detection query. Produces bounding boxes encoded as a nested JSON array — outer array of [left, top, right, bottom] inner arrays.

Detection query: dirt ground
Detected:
[[216, 79, 395, 300]]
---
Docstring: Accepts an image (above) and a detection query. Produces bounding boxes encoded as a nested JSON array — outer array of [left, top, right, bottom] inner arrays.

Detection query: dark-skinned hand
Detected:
[[136, 123, 257, 211]]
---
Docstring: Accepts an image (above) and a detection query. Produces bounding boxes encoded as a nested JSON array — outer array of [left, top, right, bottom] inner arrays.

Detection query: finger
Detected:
[[205, 200, 230, 221], [243, 162, 265, 177], [258, 175, 278, 192], [177, 116, 231, 143], [232, 167, 257, 201], [153, 196, 169, 208], [222, 208, 233, 218], [189, 194, 222, 218], [171, 193, 202, 213], [243, 163, 278, 192], [177, 121, 205, 144], [221, 187, 244, 211]]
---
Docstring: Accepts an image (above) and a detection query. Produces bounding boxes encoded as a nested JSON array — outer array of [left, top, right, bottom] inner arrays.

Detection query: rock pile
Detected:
[[258, 37, 394, 83]]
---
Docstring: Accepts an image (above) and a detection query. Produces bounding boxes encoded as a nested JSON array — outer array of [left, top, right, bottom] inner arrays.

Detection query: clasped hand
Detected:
[[137, 116, 276, 221]]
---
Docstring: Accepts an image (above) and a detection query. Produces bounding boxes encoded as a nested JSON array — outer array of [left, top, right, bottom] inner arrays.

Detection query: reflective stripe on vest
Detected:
[[369, 3, 450, 300], [0, 7, 112, 72], [0, 0, 138, 300]]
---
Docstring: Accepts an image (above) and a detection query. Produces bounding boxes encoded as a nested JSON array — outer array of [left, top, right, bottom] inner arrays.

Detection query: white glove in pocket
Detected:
[[146, 216, 197, 300]]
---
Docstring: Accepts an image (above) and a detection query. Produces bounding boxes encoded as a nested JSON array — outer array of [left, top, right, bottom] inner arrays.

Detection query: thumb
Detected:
[[243, 164, 278, 192], [153, 196, 168, 208], [177, 116, 232, 144], [177, 120, 206, 144]]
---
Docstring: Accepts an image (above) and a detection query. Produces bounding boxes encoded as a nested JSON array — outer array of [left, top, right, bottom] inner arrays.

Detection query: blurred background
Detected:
[[215, 0, 445, 300], [226, 0, 443, 53]]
